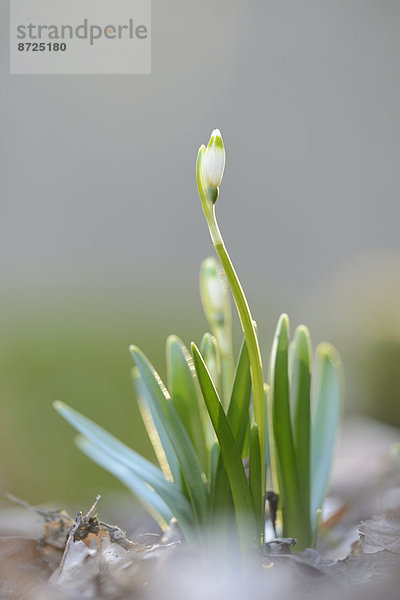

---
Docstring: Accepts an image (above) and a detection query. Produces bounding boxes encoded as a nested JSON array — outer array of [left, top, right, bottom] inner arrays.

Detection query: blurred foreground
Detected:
[[0, 416, 399, 600]]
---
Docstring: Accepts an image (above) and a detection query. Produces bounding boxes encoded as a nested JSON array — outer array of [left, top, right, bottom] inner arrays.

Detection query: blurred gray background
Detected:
[[1, 0, 400, 508]]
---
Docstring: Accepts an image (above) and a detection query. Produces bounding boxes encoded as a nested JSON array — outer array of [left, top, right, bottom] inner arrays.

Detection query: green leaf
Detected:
[[227, 339, 252, 454], [53, 401, 194, 534], [129, 346, 208, 526], [210, 441, 220, 488], [264, 384, 270, 473], [209, 457, 232, 530], [75, 434, 174, 529], [200, 333, 222, 398], [209, 339, 251, 517], [132, 367, 182, 486], [249, 424, 263, 537], [289, 325, 312, 545], [191, 342, 257, 551], [166, 335, 208, 474], [311, 343, 342, 527], [269, 314, 303, 543]]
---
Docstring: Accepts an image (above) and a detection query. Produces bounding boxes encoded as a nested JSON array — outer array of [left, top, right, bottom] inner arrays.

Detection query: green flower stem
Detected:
[[196, 148, 266, 493]]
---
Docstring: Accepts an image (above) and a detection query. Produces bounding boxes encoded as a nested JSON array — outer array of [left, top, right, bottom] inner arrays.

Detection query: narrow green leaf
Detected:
[[311, 508, 323, 548], [209, 452, 232, 523], [192, 343, 257, 551], [208, 442, 233, 536], [311, 343, 342, 527], [269, 314, 305, 546], [210, 339, 251, 516], [54, 401, 169, 486], [75, 435, 173, 528], [264, 384, 271, 475], [76, 436, 198, 543], [290, 325, 312, 546], [200, 333, 222, 397], [210, 441, 220, 488], [53, 401, 194, 532], [227, 339, 252, 454], [166, 336, 207, 475], [249, 424, 263, 537], [129, 346, 208, 526], [132, 367, 182, 486]]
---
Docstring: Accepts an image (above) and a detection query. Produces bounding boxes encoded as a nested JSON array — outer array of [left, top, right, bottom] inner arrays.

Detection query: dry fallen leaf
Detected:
[[0, 536, 54, 599], [358, 510, 400, 554]]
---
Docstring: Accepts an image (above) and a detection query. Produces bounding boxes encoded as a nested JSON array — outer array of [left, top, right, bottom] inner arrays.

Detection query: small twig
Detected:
[[5, 493, 73, 523], [58, 511, 83, 574], [85, 494, 101, 519], [5, 493, 33, 509]]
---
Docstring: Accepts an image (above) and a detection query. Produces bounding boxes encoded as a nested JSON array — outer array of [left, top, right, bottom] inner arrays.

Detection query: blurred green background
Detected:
[[0, 294, 209, 506], [1, 0, 400, 511]]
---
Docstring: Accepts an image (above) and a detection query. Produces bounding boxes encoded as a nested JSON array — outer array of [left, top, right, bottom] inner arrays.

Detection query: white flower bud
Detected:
[[201, 129, 225, 189], [200, 257, 225, 322]]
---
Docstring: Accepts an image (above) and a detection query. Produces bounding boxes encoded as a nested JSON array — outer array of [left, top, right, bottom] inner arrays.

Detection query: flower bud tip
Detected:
[[201, 129, 225, 190]]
